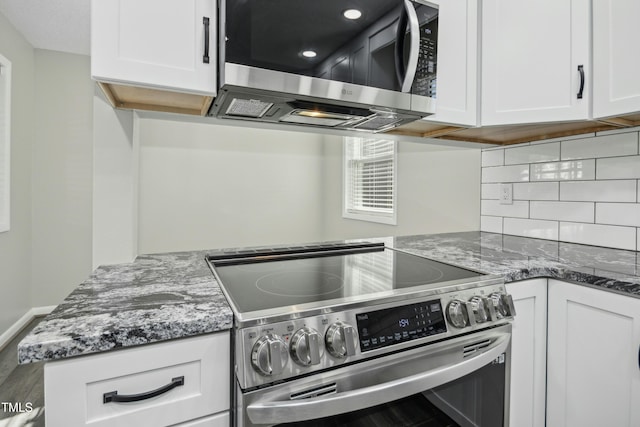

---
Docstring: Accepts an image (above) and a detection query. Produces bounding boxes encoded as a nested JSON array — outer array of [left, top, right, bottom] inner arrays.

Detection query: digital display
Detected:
[[356, 299, 446, 352]]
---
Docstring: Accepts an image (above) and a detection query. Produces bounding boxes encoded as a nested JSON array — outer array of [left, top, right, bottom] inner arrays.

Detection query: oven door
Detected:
[[237, 324, 511, 427], [220, 0, 438, 114]]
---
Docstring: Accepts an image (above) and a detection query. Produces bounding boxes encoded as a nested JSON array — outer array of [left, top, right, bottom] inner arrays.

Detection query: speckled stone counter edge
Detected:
[[17, 232, 639, 364]]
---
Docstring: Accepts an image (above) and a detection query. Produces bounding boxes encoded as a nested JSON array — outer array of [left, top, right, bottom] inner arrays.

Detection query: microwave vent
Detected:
[[225, 98, 274, 118], [354, 115, 403, 131]]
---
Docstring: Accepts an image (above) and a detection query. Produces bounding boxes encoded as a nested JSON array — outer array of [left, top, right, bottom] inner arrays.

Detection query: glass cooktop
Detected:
[[207, 242, 484, 314]]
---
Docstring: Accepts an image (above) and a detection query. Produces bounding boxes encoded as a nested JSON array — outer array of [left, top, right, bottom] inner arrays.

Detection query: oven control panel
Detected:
[[355, 299, 446, 352], [236, 283, 515, 390]]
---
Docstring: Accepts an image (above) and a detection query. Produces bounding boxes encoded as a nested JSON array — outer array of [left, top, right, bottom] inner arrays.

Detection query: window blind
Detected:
[[344, 137, 396, 221]]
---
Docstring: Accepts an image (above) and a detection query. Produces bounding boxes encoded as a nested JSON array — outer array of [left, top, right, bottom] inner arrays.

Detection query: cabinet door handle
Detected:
[[577, 65, 584, 99], [103, 376, 184, 404], [203, 17, 210, 64]]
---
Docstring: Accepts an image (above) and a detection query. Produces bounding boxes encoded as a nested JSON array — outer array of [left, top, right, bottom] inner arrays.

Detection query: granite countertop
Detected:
[[18, 250, 233, 364], [391, 232, 640, 294], [18, 232, 640, 364]]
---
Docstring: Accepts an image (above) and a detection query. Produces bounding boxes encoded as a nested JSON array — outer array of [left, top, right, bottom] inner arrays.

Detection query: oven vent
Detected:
[[290, 383, 337, 400], [463, 339, 492, 358]]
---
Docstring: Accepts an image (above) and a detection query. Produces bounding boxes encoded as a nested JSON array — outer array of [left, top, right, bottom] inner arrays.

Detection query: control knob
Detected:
[[469, 296, 490, 323], [251, 334, 288, 376], [325, 322, 357, 358], [446, 299, 471, 328], [489, 292, 517, 318], [290, 327, 322, 366]]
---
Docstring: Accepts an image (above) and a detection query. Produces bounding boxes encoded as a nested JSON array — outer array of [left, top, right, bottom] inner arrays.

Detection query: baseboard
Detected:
[[0, 305, 57, 351]]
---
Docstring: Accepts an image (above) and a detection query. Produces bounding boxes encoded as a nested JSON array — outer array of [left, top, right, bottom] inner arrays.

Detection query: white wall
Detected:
[[137, 119, 326, 253], [321, 135, 481, 240], [31, 50, 94, 306], [0, 12, 34, 337], [92, 92, 136, 268], [481, 129, 640, 250]]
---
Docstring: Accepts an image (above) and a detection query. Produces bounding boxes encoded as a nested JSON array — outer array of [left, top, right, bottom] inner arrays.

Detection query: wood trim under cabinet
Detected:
[[389, 119, 624, 146], [597, 113, 640, 128], [98, 82, 213, 116]]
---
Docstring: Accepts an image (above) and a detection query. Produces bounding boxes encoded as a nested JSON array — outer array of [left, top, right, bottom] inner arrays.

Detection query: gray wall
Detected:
[[0, 12, 34, 336], [135, 121, 482, 254], [31, 50, 94, 306], [0, 35, 94, 338], [137, 119, 327, 253], [321, 135, 481, 239]]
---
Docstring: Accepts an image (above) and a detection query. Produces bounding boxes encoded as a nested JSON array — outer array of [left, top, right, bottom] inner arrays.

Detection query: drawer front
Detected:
[[176, 412, 230, 427], [45, 332, 230, 427]]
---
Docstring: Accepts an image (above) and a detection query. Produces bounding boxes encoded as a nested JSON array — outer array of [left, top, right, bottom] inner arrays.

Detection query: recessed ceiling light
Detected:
[[302, 50, 317, 58], [343, 9, 362, 20]]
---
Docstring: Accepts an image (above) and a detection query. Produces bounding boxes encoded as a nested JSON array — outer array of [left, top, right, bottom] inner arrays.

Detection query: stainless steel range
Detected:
[[207, 241, 516, 427]]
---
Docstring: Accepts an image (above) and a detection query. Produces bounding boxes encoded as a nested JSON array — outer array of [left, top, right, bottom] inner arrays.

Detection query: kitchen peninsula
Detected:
[[17, 231, 640, 427]]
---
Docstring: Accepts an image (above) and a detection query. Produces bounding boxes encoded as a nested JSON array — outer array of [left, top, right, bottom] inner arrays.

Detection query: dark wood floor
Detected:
[[0, 317, 45, 426]]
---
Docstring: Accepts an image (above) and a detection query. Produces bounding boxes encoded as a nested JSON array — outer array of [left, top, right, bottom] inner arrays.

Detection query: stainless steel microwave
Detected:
[[208, 0, 438, 132]]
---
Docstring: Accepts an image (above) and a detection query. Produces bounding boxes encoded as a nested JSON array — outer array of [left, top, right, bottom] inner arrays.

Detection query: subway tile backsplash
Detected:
[[505, 142, 560, 165], [481, 130, 640, 250], [596, 155, 640, 179], [530, 159, 596, 181], [513, 182, 559, 201], [530, 201, 594, 223], [559, 180, 637, 202], [560, 133, 638, 160], [482, 164, 529, 183], [503, 218, 559, 240]]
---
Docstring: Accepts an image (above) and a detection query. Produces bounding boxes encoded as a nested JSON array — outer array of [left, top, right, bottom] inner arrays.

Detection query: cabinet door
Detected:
[[175, 412, 230, 427], [481, 0, 589, 125], [547, 280, 640, 427], [45, 333, 230, 427], [92, 0, 215, 95], [422, 0, 478, 126], [593, 0, 640, 118], [506, 279, 547, 427]]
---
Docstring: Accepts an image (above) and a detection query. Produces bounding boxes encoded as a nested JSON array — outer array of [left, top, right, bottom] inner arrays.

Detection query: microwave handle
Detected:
[[394, 4, 408, 87], [246, 333, 509, 425], [394, 0, 421, 93]]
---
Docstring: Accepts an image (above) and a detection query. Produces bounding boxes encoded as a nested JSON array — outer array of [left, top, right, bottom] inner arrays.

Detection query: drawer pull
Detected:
[[103, 376, 184, 404]]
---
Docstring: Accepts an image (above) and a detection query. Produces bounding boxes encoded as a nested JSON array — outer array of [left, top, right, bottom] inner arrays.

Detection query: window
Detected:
[[343, 136, 397, 225], [0, 54, 10, 233]]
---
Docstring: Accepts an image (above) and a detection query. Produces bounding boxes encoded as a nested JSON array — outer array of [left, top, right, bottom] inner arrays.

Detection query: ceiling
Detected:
[[0, 0, 90, 55]]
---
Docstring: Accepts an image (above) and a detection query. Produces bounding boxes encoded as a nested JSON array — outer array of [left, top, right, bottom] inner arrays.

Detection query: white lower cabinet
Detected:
[[44, 332, 230, 427], [174, 412, 230, 427], [506, 279, 547, 427], [547, 280, 640, 427]]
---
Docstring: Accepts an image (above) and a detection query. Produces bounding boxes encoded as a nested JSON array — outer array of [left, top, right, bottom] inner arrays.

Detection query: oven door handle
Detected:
[[246, 333, 509, 425]]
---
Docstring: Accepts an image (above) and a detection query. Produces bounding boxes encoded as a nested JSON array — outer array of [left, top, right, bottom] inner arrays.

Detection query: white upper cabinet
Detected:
[[421, 0, 478, 126], [547, 280, 640, 427], [593, 0, 640, 119], [91, 0, 216, 115], [481, 0, 590, 126]]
